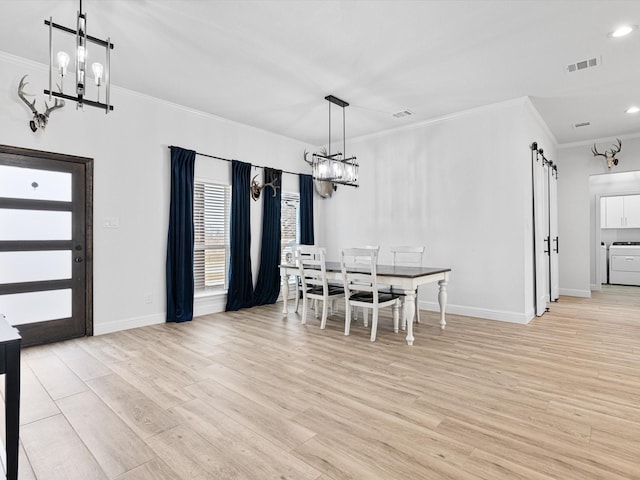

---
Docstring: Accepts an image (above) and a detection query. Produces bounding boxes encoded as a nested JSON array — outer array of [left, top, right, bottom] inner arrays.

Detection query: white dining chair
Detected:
[[389, 245, 425, 329], [296, 245, 345, 329], [281, 241, 300, 313], [349, 245, 379, 323], [341, 247, 400, 342]]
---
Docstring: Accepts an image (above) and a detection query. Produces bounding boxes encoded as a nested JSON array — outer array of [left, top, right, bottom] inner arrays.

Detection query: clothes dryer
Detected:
[[609, 242, 640, 286]]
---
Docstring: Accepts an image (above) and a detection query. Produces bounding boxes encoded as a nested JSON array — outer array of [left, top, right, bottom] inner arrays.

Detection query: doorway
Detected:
[[590, 170, 640, 290], [0, 145, 93, 347]]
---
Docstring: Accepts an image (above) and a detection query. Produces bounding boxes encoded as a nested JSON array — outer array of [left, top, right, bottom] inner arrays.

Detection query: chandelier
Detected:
[[44, 0, 114, 112], [309, 95, 358, 187]]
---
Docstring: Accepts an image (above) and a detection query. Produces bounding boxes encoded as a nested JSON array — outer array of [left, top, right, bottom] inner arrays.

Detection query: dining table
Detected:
[[279, 262, 451, 345]]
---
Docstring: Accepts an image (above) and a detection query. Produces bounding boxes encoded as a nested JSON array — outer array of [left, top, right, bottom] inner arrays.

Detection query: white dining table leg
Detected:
[[281, 271, 289, 315], [404, 291, 416, 345], [392, 301, 400, 333], [438, 279, 447, 330]]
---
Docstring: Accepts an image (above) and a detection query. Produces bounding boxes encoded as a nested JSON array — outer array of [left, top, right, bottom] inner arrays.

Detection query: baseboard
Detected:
[[94, 313, 165, 336], [194, 293, 227, 317], [525, 307, 536, 322], [559, 288, 591, 298], [95, 292, 541, 334], [94, 294, 227, 336], [420, 301, 531, 324]]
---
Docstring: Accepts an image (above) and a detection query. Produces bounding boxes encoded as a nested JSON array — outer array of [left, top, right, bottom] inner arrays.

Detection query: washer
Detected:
[[609, 241, 640, 286]]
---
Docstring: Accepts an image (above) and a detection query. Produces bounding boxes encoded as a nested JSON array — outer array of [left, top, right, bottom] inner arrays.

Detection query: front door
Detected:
[[0, 145, 92, 347]]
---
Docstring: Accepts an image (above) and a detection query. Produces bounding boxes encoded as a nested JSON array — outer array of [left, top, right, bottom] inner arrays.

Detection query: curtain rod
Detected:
[[167, 145, 305, 177]]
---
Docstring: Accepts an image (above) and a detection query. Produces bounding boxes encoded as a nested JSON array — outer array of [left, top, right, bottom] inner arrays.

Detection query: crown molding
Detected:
[[557, 131, 640, 149], [349, 97, 531, 145]]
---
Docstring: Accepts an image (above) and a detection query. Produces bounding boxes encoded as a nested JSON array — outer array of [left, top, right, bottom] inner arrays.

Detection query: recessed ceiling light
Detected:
[[626, 106, 640, 114], [609, 25, 637, 37]]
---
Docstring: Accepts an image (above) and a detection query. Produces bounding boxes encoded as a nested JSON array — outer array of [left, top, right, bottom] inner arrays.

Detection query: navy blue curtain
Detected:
[[226, 160, 255, 311], [253, 168, 283, 305], [166, 146, 195, 323], [299, 174, 314, 245]]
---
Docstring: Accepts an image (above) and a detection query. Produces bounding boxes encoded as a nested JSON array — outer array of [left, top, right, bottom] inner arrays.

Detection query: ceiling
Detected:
[[1, 0, 640, 146]]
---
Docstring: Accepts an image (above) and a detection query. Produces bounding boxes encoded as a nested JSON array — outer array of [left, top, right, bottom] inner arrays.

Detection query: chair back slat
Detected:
[[296, 245, 328, 292], [341, 247, 381, 300], [390, 245, 425, 267]]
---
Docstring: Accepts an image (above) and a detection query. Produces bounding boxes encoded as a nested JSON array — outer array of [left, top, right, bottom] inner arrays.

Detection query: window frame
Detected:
[[280, 191, 300, 263], [193, 178, 231, 295]]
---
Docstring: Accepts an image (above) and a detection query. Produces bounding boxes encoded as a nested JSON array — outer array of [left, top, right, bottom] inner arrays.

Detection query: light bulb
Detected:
[[57, 51, 70, 76], [92, 62, 104, 86], [345, 164, 353, 182], [77, 45, 87, 64], [333, 161, 343, 179]]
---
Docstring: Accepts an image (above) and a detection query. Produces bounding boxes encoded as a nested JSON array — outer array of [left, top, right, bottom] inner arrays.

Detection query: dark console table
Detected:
[[0, 314, 20, 480]]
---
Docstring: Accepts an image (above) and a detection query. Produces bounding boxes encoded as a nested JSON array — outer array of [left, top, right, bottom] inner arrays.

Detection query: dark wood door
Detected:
[[0, 146, 93, 347]]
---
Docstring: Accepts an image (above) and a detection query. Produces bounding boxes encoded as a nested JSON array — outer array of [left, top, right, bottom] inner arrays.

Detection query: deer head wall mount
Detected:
[[250, 173, 280, 201], [18, 75, 65, 132], [592, 138, 622, 169]]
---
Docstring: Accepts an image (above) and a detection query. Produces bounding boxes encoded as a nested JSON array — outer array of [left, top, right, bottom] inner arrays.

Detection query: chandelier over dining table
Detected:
[[310, 95, 359, 187]]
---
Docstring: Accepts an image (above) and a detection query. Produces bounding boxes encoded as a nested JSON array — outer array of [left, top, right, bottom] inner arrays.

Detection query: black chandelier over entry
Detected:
[[44, 0, 114, 112]]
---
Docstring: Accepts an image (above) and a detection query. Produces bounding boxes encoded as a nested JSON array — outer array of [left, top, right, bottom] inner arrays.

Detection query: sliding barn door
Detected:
[[532, 145, 548, 316], [548, 165, 559, 302], [531, 142, 560, 316], [0, 146, 93, 347]]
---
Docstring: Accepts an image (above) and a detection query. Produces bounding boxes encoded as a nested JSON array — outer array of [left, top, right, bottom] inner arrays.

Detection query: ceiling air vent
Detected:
[[392, 110, 413, 118], [566, 57, 599, 73], [573, 122, 591, 128]]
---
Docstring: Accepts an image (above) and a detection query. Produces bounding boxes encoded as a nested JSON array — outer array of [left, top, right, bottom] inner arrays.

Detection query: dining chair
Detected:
[[389, 245, 425, 329], [349, 245, 379, 323], [296, 245, 345, 329], [341, 247, 400, 342], [282, 240, 303, 313]]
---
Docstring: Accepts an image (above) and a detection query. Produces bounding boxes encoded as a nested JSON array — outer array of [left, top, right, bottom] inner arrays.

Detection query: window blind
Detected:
[[194, 181, 231, 292], [281, 192, 300, 263]]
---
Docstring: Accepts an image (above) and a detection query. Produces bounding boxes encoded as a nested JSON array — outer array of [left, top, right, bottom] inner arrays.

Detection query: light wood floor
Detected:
[[4, 285, 640, 480]]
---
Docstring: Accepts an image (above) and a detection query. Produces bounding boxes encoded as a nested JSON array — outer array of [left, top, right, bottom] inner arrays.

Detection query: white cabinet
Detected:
[[602, 195, 640, 228], [624, 195, 640, 227]]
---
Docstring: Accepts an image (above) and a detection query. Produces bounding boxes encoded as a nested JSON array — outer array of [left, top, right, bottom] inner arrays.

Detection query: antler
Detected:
[[608, 138, 622, 156], [43, 87, 65, 119], [263, 178, 280, 197], [17, 75, 39, 116], [303, 149, 313, 165], [591, 143, 607, 158]]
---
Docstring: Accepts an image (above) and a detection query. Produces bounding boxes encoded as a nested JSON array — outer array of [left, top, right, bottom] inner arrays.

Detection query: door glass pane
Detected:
[[0, 251, 72, 284], [0, 209, 72, 240], [0, 165, 71, 201], [0, 289, 72, 325]]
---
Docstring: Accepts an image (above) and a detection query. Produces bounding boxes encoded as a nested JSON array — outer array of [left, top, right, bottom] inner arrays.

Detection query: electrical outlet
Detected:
[[144, 293, 152, 304], [103, 216, 120, 228]]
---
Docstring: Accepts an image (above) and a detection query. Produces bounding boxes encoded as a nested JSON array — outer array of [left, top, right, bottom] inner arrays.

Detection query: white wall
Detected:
[[556, 135, 640, 296], [0, 51, 309, 334], [315, 98, 551, 323], [1, 50, 569, 332]]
